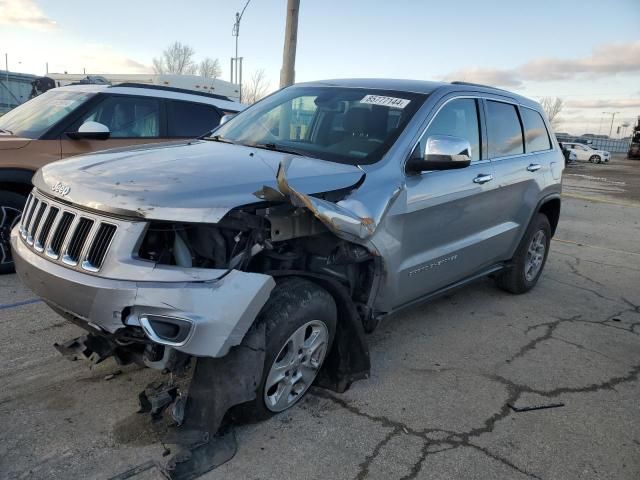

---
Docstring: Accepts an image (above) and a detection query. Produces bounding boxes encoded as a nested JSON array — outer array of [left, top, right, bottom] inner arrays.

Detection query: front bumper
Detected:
[[11, 227, 275, 358]]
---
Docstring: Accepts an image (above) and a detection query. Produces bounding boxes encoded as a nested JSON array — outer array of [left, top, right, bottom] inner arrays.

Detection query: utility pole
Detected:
[[5, 53, 8, 86], [279, 0, 300, 88], [231, 0, 251, 102]]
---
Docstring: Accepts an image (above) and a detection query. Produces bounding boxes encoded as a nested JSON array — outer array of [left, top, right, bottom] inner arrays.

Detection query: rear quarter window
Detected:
[[167, 101, 221, 137], [486, 100, 524, 158], [521, 108, 551, 152]]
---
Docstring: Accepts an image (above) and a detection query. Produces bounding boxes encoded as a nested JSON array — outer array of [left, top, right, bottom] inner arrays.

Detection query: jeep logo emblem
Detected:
[[52, 182, 70, 196]]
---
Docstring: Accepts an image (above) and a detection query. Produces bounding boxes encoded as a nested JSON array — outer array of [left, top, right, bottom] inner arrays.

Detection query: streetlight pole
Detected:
[[279, 0, 300, 88], [597, 113, 605, 136], [232, 0, 251, 102], [609, 112, 619, 138]]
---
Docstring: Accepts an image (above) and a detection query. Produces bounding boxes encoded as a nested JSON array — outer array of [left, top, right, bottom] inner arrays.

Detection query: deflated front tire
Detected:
[[246, 277, 337, 420]]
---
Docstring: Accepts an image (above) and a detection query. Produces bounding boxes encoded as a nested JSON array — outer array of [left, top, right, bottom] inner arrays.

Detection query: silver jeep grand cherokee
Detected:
[[12, 79, 563, 418]]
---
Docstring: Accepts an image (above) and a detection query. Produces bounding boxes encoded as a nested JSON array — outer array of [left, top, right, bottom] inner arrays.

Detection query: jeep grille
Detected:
[[19, 191, 118, 273]]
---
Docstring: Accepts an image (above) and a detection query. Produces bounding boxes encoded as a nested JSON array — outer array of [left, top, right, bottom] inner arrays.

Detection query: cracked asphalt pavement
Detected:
[[1, 156, 639, 479]]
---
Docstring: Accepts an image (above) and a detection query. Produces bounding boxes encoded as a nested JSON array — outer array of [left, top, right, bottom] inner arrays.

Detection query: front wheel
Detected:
[[251, 278, 337, 419], [495, 213, 551, 294], [0, 191, 26, 275], [590, 155, 601, 164]]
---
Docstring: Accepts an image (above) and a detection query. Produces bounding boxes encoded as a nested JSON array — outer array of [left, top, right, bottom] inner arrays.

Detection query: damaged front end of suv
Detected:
[[11, 82, 432, 477]]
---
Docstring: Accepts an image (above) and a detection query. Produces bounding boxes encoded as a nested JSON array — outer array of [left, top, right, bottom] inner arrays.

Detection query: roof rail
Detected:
[[450, 81, 512, 94], [111, 82, 233, 101]]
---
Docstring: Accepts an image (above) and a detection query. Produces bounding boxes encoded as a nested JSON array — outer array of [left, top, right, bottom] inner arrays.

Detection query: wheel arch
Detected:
[[267, 270, 370, 393], [537, 196, 561, 236], [0, 168, 35, 197]]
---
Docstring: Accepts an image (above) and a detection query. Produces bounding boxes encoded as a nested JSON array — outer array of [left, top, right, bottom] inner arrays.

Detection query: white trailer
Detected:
[[47, 73, 240, 101]]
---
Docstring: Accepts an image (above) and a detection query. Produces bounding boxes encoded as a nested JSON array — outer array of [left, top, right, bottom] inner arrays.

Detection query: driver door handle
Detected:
[[473, 174, 493, 184], [527, 163, 542, 172]]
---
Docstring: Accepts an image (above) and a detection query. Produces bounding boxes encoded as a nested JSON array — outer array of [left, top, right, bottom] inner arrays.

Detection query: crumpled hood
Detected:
[[33, 140, 365, 223], [0, 133, 32, 150]]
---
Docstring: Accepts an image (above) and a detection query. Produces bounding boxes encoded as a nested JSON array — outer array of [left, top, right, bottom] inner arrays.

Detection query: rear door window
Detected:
[[521, 107, 551, 152], [167, 101, 221, 137], [486, 100, 524, 158]]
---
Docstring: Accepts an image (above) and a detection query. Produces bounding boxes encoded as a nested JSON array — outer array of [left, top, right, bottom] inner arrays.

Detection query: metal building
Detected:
[[0, 71, 37, 115]]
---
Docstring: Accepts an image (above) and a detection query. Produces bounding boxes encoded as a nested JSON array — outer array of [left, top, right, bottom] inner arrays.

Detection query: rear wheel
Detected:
[[0, 191, 26, 275], [251, 278, 337, 419], [495, 213, 551, 294]]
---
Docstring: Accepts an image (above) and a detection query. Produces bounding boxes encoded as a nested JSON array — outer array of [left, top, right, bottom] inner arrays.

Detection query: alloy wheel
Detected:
[[264, 320, 329, 412], [525, 230, 546, 282]]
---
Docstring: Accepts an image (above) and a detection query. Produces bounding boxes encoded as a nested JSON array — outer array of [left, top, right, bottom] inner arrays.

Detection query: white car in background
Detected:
[[562, 142, 610, 163]]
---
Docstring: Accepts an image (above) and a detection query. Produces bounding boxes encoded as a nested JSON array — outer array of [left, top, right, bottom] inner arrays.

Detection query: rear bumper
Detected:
[[11, 226, 275, 358]]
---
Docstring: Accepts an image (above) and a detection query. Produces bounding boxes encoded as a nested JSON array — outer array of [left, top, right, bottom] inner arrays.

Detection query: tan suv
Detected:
[[0, 83, 243, 273]]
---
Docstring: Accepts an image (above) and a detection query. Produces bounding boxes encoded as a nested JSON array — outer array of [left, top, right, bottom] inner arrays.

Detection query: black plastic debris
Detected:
[[508, 402, 565, 412]]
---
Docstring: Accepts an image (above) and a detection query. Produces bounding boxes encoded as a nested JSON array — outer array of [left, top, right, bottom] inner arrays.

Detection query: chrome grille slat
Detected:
[[29, 202, 48, 246], [63, 217, 94, 266], [83, 223, 117, 271], [60, 215, 82, 265], [48, 211, 75, 259], [21, 189, 120, 273], [23, 198, 39, 240], [35, 206, 59, 252], [20, 194, 33, 231], [26, 199, 44, 245]]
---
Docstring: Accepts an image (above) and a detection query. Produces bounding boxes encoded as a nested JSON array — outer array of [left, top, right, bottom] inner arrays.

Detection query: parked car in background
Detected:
[[12, 79, 563, 426], [562, 142, 610, 163], [0, 83, 243, 273]]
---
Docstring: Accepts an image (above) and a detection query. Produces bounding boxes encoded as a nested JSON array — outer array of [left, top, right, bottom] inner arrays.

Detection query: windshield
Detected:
[[212, 86, 427, 165], [0, 90, 94, 138]]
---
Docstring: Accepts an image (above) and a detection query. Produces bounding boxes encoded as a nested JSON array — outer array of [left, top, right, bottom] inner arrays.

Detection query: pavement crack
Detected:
[[486, 364, 640, 399], [508, 319, 562, 363], [466, 443, 543, 479], [564, 259, 606, 288], [547, 276, 618, 302], [550, 335, 623, 363], [355, 426, 401, 480]]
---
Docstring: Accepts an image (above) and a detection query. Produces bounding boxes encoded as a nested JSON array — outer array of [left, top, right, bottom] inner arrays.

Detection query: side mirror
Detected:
[[219, 113, 236, 126], [67, 121, 110, 140], [406, 135, 472, 174]]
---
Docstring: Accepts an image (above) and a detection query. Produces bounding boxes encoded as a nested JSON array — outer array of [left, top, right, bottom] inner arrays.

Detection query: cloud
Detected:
[[442, 40, 640, 87], [442, 67, 522, 87], [565, 99, 640, 109], [0, 0, 57, 31], [44, 44, 152, 74]]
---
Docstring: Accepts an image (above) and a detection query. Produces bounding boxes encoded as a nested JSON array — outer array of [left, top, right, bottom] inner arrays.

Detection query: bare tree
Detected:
[[539, 97, 564, 128], [199, 57, 222, 79], [153, 41, 198, 75], [243, 69, 269, 104]]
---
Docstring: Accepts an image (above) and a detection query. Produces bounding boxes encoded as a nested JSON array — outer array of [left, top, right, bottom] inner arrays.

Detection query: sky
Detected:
[[1, 0, 639, 135]]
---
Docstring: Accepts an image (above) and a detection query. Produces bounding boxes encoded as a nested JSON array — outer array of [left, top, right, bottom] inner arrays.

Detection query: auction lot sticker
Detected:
[[360, 95, 411, 109]]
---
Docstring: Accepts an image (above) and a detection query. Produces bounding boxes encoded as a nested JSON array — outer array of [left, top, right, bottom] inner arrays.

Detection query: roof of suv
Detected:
[[54, 84, 245, 112], [298, 78, 540, 109]]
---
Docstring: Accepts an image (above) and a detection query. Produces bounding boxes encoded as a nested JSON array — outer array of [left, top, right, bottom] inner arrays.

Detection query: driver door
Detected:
[[391, 97, 504, 307], [60, 95, 164, 158]]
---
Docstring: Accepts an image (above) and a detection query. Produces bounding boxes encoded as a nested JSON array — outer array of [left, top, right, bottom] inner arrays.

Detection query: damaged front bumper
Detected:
[[11, 227, 275, 358]]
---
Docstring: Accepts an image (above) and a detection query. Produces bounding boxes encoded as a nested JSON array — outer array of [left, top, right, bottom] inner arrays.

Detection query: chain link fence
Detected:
[[555, 133, 632, 154]]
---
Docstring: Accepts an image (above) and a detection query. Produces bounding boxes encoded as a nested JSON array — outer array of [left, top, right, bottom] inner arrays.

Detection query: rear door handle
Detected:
[[527, 163, 541, 172], [473, 174, 493, 184]]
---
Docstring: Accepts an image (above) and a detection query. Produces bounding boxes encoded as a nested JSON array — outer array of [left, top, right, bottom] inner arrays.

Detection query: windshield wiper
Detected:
[[0, 128, 13, 134], [204, 135, 235, 144], [252, 143, 317, 158]]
